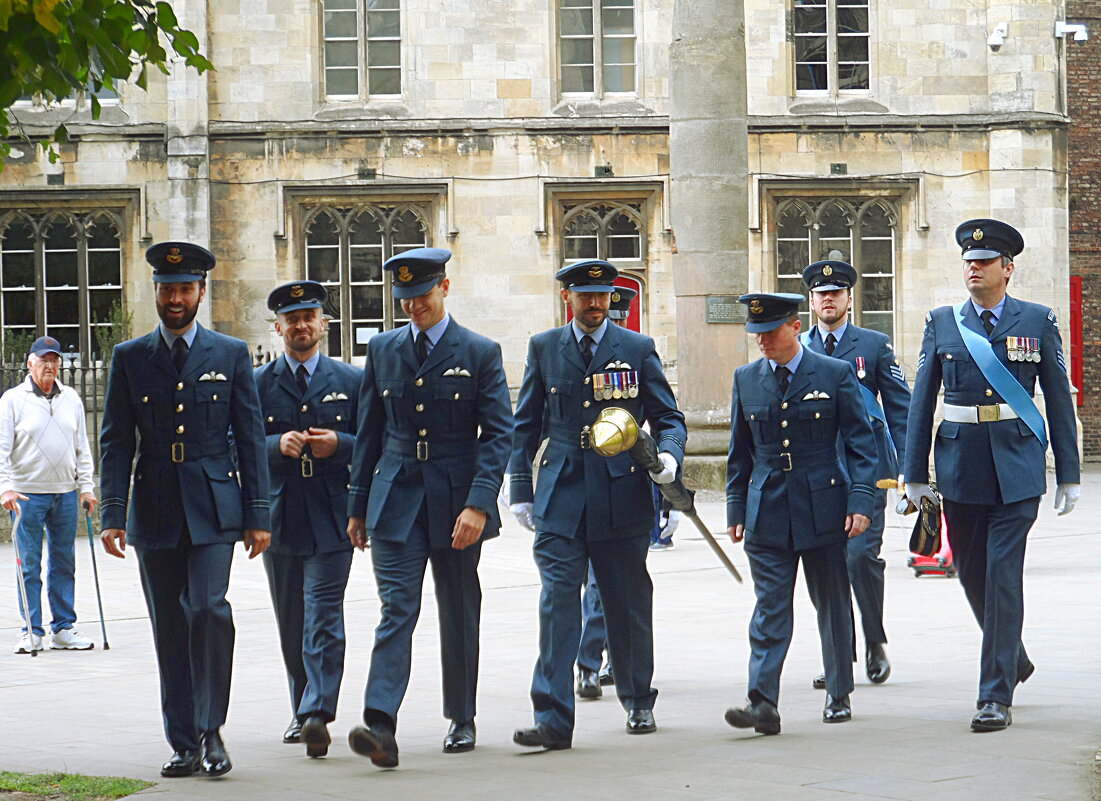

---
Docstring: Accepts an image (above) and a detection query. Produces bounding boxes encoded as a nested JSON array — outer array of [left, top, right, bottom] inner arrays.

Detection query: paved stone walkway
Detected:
[[1, 470, 1099, 800]]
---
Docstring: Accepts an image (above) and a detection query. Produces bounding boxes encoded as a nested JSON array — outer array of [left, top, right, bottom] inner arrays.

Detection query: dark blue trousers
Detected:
[[847, 489, 888, 647], [745, 540, 854, 705], [943, 497, 1038, 706], [136, 538, 235, 752], [531, 525, 655, 738], [264, 548, 353, 723], [576, 563, 607, 673], [363, 510, 482, 730]]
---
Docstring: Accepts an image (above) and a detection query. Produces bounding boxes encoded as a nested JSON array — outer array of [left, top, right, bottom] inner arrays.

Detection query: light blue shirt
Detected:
[[970, 297, 1006, 329], [816, 321, 848, 347], [571, 319, 608, 360], [284, 351, 320, 384], [769, 344, 804, 376], [159, 322, 199, 352], [410, 313, 451, 355]]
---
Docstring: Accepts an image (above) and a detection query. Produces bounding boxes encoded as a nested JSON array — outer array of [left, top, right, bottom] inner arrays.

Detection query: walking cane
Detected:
[[83, 501, 109, 650], [10, 505, 39, 656]]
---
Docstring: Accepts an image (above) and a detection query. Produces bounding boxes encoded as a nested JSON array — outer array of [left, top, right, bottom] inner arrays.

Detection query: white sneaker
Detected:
[[13, 632, 43, 654], [50, 628, 93, 650]]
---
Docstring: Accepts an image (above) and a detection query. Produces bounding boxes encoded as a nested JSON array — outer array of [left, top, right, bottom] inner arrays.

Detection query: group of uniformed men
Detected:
[[89, 213, 1077, 776]]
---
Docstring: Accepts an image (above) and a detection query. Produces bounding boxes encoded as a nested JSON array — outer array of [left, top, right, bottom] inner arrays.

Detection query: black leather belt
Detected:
[[757, 448, 837, 473], [384, 438, 477, 462]]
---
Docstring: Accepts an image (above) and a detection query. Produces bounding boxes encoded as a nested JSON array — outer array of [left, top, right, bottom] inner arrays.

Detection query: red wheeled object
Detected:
[[907, 511, 955, 577]]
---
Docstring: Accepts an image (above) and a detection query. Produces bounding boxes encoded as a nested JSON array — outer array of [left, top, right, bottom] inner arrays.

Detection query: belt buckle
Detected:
[[978, 404, 1001, 423], [781, 452, 792, 472], [300, 454, 314, 478], [416, 440, 429, 462], [171, 442, 184, 463], [580, 425, 591, 450]]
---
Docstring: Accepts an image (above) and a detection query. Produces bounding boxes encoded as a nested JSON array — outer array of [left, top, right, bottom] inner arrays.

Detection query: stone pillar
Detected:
[[669, 0, 749, 489]]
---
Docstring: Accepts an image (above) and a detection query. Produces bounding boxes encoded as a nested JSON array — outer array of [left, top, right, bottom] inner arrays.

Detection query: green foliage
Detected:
[[0, 0, 213, 168], [0, 771, 153, 801], [93, 298, 134, 364], [2, 328, 36, 366]]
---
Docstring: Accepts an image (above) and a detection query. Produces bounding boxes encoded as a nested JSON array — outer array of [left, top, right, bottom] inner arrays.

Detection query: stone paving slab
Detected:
[[1, 470, 1100, 800]]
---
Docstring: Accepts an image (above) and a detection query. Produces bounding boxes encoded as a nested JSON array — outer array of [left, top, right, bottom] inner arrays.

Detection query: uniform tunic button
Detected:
[[815, 412, 821, 419], [629, 466, 636, 473], [136, 474, 142, 481], [750, 414, 756, 420], [177, 382, 184, 390], [142, 396, 149, 403], [383, 389, 390, 397], [227, 472, 233, 478], [783, 439, 790, 447], [583, 401, 591, 408], [550, 387, 558, 394], [177, 404, 184, 412], [945, 354, 953, 360], [176, 425, 185, 434], [416, 378, 424, 387], [301, 405, 308, 412], [374, 468, 380, 475], [419, 429, 427, 436], [454, 393, 460, 400], [212, 394, 218, 401], [336, 415, 342, 421], [781, 402, 788, 410], [541, 459, 548, 466], [781, 420, 788, 428], [416, 403, 424, 412], [831, 478, 837, 486], [985, 389, 993, 397], [267, 416, 274, 422], [584, 377, 591, 385]]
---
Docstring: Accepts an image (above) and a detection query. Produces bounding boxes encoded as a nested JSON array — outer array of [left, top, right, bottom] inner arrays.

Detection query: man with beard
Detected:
[[800, 259, 910, 690], [100, 242, 270, 777], [509, 260, 686, 749], [254, 281, 360, 757]]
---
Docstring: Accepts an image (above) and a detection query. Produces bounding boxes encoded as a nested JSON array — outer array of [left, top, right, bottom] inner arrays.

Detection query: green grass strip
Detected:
[[0, 771, 153, 801]]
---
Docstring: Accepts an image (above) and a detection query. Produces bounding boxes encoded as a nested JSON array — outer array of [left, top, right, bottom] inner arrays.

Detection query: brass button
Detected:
[[750, 414, 756, 421], [781, 420, 788, 428], [583, 401, 591, 408], [142, 396, 149, 403], [227, 472, 233, 478], [336, 415, 342, 421], [541, 459, 548, 466], [416, 378, 424, 387], [136, 474, 142, 480], [176, 404, 184, 412], [374, 468, 380, 475], [301, 405, 308, 412], [815, 412, 821, 419], [212, 394, 218, 401], [985, 389, 993, 397], [783, 439, 790, 447], [267, 416, 273, 422], [382, 389, 390, 397], [454, 393, 460, 400], [584, 377, 591, 385], [416, 403, 424, 412], [176, 425, 185, 434], [177, 382, 184, 390], [831, 478, 837, 486], [550, 387, 558, 394], [945, 354, 953, 361], [781, 402, 788, 410], [629, 465, 636, 473], [419, 429, 427, 436]]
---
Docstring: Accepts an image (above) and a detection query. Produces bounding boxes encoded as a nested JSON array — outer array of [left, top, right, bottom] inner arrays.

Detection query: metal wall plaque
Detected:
[[706, 295, 747, 324]]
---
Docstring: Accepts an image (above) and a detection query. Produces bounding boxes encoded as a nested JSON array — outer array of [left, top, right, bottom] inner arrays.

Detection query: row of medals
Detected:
[[1006, 336, 1041, 363], [593, 370, 640, 401]]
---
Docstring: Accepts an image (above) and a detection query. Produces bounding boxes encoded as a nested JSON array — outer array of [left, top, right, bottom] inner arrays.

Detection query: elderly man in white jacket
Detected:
[[0, 336, 96, 654]]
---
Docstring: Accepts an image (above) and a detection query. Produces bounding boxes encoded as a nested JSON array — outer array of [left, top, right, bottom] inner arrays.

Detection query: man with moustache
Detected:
[[254, 281, 360, 757], [724, 293, 877, 734], [346, 248, 512, 767], [904, 219, 1079, 731], [99, 242, 270, 777], [509, 260, 686, 749], [800, 260, 910, 689]]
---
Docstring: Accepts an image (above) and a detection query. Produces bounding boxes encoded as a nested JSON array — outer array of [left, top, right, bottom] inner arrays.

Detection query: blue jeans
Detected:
[[14, 491, 79, 636]]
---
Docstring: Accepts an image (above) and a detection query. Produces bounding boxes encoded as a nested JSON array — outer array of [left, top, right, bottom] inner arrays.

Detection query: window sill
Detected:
[[315, 100, 411, 120], [788, 96, 887, 115], [552, 97, 657, 118]]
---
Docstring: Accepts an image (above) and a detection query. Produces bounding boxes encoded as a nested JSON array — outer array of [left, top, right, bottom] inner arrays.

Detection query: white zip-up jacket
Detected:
[[0, 376, 94, 496]]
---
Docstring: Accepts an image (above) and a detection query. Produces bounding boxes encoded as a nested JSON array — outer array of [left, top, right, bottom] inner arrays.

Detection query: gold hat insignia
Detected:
[[823, 265, 833, 276], [973, 228, 984, 241], [166, 247, 183, 265], [397, 266, 413, 283], [290, 285, 304, 298], [749, 300, 764, 315], [588, 266, 603, 278], [611, 291, 621, 302]]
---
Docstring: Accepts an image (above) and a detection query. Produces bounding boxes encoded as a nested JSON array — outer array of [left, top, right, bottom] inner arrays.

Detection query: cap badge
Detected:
[[166, 247, 183, 264], [822, 265, 833, 276], [749, 300, 764, 315], [588, 266, 603, 278], [611, 291, 621, 302], [290, 285, 304, 298], [973, 228, 984, 241], [397, 266, 413, 283]]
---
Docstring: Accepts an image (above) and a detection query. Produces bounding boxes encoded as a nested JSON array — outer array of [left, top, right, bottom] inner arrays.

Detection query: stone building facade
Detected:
[[0, 0, 1081, 418]]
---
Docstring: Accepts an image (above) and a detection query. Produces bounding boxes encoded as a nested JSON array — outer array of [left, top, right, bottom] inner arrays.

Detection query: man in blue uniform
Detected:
[[99, 242, 271, 777], [509, 260, 687, 749], [724, 293, 877, 734], [255, 281, 360, 758], [346, 248, 513, 767], [801, 260, 910, 688], [904, 219, 1080, 732]]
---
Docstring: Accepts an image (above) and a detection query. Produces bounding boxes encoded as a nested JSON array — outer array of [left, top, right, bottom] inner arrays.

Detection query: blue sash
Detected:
[[952, 303, 1047, 448]]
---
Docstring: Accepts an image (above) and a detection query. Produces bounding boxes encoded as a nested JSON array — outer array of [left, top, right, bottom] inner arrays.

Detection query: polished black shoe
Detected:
[[598, 663, 614, 686], [160, 749, 200, 778], [866, 643, 891, 684], [1018, 661, 1035, 685], [512, 725, 572, 750], [301, 716, 331, 759], [443, 720, 476, 753], [823, 695, 852, 723], [626, 709, 656, 734], [811, 673, 826, 690], [971, 701, 1012, 732], [283, 718, 303, 744], [199, 730, 232, 777], [349, 723, 399, 767], [576, 668, 602, 699], [724, 700, 781, 735]]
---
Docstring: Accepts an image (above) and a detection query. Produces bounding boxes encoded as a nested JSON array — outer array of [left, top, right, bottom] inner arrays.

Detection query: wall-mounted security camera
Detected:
[[1055, 21, 1090, 42], [988, 22, 1009, 52]]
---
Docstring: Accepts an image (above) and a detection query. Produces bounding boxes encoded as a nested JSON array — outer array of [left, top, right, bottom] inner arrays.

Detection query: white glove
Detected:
[[510, 502, 535, 531], [650, 451, 678, 485], [1054, 483, 1080, 516], [659, 510, 680, 540], [904, 483, 939, 507]]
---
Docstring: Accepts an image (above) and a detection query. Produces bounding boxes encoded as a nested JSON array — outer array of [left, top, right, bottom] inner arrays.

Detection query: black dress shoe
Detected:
[[283, 718, 302, 744], [348, 723, 399, 767], [724, 700, 781, 735], [823, 695, 852, 723], [811, 673, 826, 690], [971, 701, 1012, 732], [512, 725, 572, 750], [160, 749, 200, 778], [576, 668, 602, 699], [626, 709, 656, 734], [866, 643, 891, 684], [443, 720, 476, 753], [1018, 661, 1035, 685], [301, 716, 331, 758], [598, 663, 614, 686], [199, 730, 232, 777]]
